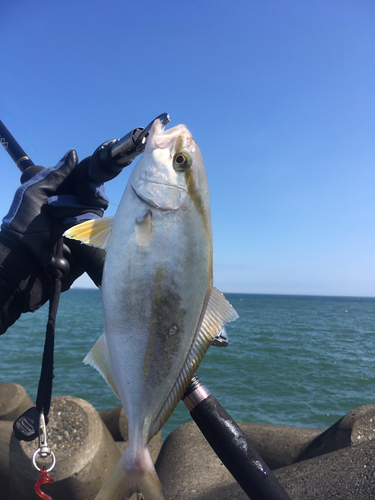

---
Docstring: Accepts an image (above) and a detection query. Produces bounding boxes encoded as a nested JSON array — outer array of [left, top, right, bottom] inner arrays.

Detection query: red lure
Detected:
[[35, 465, 54, 500]]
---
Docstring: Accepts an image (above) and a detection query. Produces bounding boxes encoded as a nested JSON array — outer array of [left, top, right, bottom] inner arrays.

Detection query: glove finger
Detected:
[[2, 150, 78, 229], [43, 149, 78, 189]]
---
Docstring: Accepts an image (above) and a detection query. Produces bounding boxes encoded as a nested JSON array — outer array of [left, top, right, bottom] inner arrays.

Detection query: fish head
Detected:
[[132, 119, 209, 211]]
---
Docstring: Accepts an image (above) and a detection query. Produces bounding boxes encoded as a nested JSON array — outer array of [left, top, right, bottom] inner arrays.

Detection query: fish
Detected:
[[64, 119, 238, 500]]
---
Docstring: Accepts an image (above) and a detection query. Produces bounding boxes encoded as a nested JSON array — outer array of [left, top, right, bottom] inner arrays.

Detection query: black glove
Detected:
[[0, 150, 107, 333]]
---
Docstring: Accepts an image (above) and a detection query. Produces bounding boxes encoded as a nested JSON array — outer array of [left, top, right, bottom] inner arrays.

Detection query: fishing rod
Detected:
[[182, 375, 292, 500], [0, 120, 36, 172], [0, 114, 170, 184]]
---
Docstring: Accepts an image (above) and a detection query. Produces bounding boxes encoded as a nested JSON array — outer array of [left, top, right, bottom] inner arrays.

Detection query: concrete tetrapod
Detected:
[[99, 405, 128, 442], [0, 383, 34, 422], [8, 396, 121, 500], [156, 406, 375, 500], [0, 382, 35, 500], [274, 405, 375, 499], [0, 420, 13, 500]]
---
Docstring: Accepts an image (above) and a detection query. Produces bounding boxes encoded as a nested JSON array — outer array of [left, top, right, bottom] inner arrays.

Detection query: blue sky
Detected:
[[1, 0, 374, 296]]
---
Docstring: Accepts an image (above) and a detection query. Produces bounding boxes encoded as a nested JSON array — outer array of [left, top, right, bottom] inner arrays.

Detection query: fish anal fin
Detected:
[[63, 217, 114, 249], [83, 333, 120, 399]]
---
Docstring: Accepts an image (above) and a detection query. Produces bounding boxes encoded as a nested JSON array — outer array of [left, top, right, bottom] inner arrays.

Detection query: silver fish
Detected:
[[64, 119, 238, 499]]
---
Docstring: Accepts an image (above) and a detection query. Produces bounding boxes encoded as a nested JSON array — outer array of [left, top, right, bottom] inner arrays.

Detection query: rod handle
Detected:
[[182, 377, 292, 500]]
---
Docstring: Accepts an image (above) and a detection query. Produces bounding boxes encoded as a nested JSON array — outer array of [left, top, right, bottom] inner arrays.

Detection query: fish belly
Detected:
[[101, 187, 212, 447]]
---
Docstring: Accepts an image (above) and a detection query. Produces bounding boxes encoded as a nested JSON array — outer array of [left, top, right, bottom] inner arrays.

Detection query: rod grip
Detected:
[[183, 379, 292, 500]]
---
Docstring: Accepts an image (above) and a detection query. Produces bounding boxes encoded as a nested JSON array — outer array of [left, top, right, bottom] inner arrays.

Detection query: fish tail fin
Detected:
[[95, 447, 165, 500]]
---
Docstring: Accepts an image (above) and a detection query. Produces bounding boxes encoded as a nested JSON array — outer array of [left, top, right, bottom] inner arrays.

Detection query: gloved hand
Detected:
[[0, 149, 107, 295]]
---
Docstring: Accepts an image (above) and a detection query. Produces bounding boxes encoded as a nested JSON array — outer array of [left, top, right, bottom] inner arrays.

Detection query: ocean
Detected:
[[0, 289, 374, 438]]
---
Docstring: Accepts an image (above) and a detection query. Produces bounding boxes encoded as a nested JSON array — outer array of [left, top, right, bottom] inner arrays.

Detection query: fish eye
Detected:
[[173, 152, 192, 172]]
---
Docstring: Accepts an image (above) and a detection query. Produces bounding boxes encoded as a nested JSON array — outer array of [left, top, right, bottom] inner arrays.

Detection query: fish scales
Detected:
[[64, 119, 238, 500]]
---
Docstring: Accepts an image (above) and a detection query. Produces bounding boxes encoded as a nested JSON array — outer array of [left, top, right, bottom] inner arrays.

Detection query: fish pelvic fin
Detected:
[[83, 333, 120, 399], [95, 447, 165, 500], [63, 216, 114, 249]]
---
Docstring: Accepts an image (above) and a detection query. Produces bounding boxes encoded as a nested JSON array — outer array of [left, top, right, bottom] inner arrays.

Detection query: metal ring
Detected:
[[32, 448, 56, 473]]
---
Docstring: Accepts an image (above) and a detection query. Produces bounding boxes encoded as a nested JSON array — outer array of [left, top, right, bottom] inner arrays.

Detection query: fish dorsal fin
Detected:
[[83, 333, 120, 399], [148, 286, 238, 439], [63, 217, 114, 249]]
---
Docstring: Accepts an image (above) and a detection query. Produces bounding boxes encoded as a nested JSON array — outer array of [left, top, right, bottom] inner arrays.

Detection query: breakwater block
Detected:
[[156, 420, 248, 500], [275, 439, 375, 499], [8, 396, 121, 500], [235, 421, 322, 470], [272, 405, 375, 498], [156, 406, 375, 499], [99, 405, 128, 441], [0, 383, 34, 421], [298, 404, 375, 460], [0, 420, 13, 500]]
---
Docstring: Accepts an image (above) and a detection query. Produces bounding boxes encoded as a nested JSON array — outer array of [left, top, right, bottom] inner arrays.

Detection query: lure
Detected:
[[35, 466, 54, 500]]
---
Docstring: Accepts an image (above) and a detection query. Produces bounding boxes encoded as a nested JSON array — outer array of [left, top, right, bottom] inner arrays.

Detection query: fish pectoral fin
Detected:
[[83, 332, 120, 398], [63, 216, 114, 250], [135, 210, 153, 246]]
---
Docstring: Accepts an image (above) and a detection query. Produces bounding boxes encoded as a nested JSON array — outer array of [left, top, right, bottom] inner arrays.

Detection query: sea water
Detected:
[[0, 290, 374, 437]]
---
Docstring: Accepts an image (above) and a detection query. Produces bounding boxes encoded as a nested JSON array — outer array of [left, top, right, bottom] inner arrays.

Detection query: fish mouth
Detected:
[[146, 120, 196, 154]]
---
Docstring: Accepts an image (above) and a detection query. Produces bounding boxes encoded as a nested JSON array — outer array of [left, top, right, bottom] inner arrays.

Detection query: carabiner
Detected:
[[32, 411, 56, 473]]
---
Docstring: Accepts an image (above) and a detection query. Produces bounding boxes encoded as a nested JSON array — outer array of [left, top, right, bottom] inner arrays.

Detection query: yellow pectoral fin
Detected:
[[63, 217, 114, 250]]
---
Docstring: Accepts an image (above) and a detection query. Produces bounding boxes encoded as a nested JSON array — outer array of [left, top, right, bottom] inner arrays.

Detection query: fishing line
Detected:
[[0, 100, 49, 165]]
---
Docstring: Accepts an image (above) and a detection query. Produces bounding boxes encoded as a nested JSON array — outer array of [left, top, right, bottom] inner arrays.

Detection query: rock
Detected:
[[99, 405, 128, 441], [157, 406, 375, 500], [9, 396, 121, 500], [275, 440, 375, 499], [156, 420, 250, 500], [155, 418, 322, 496], [298, 405, 375, 461], [3, 382, 375, 500], [0, 383, 34, 421], [0, 420, 13, 500], [237, 421, 322, 470]]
